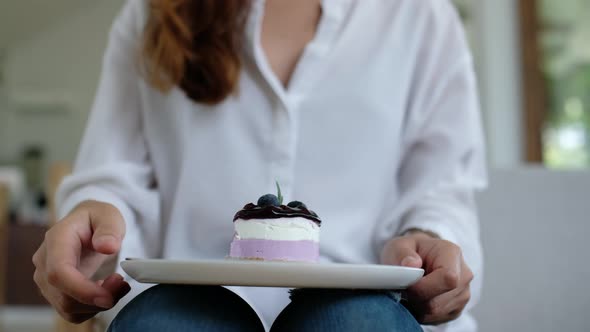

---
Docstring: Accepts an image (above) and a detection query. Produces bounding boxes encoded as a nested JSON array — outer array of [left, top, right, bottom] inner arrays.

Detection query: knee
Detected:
[[271, 290, 422, 332], [109, 285, 264, 332]]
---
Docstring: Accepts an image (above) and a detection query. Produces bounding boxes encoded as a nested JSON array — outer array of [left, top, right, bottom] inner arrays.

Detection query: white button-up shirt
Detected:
[[57, 0, 487, 331]]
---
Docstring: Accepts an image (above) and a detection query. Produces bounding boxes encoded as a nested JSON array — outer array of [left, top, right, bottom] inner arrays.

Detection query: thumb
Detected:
[[381, 237, 423, 268], [91, 206, 125, 255]]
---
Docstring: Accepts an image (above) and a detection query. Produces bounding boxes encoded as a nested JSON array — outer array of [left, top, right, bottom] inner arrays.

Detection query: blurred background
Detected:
[[0, 0, 588, 331]]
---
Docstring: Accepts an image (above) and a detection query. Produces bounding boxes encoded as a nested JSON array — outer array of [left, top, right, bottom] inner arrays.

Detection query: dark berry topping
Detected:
[[287, 201, 307, 209], [257, 194, 280, 207]]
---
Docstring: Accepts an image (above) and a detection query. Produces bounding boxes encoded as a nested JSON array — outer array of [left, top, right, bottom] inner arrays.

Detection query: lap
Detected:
[[108, 284, 264, 332], [108, 286, 422, 332], [271, 289, 423, 332]]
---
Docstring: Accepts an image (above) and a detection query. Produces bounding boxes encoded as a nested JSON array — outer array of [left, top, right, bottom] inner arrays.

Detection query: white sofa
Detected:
[[473, 167, 590, 331]]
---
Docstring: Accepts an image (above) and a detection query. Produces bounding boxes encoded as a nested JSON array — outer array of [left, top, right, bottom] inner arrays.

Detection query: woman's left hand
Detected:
[[380, 231, 473, 325]]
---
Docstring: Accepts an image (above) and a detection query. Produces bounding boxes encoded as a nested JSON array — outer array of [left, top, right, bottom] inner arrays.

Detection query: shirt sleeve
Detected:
[[380, 1, 487, 329], [396, 49, 487, 296], [56, 0, 160, 259]]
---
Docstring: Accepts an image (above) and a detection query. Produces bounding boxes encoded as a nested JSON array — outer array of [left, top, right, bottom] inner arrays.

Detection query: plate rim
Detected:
[[121, 258, 425, 290]]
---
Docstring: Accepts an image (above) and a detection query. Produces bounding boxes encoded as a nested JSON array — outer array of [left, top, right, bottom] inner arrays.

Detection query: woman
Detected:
[[33, 0, 486, 331]]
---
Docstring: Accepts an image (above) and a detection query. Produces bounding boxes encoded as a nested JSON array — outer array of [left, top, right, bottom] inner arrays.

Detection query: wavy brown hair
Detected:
[[142, 0, 252, 104]]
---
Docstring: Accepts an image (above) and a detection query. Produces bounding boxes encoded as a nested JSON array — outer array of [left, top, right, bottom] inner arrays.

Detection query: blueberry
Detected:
[[258, 194, 280, 207], [287, 201, 307, 209]]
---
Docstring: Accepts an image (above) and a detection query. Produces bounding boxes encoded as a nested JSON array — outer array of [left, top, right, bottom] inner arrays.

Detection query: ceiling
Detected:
[[0, 0, 91, 49]]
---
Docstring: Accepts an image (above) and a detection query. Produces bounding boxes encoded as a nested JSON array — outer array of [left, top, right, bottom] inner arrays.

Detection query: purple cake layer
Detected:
[[229, 239, 319, 262]]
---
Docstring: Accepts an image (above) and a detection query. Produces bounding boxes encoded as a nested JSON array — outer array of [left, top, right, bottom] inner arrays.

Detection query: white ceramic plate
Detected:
[[121, 259, 424, 290]]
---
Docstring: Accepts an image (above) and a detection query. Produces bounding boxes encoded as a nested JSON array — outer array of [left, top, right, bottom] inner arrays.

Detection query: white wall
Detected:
[[0, 1, 123, 164], [472, 0, 525, 167]]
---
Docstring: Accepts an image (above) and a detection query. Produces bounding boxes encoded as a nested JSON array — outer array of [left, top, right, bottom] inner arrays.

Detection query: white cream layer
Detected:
[[234, 218, 320, 242]]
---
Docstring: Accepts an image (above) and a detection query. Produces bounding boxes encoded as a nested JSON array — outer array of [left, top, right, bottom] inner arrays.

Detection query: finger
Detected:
[[32, 242, 46, 269], [46, 225, 112, 308], [102, 273, 132, 301], [78, 250, 109, 277], [35, 269, 107, 315], [117, 281, 132, 300], [425, 286, 464, 317], [424, 241, 462, 276], [34, 269, 51, 301], [53, 292, 108, 315], [404, 286, 465, 325], [461, 260, 474, 285], [44, 264, 112, 309], [381, 237, 423, 268], [421, 287, 471, 325], [91, 209, 125, 255], [407, 266, 461, 301], [401, 255, 423, 268], [443, 286, 471, 318]]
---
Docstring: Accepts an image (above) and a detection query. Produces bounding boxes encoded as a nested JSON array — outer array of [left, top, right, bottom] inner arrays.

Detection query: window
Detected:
[[521, 0, 590, 168], [539, 0, 590, 168]]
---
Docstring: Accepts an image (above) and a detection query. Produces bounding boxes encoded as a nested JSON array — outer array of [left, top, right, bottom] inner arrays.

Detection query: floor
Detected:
[[0, 306, 54, 332]]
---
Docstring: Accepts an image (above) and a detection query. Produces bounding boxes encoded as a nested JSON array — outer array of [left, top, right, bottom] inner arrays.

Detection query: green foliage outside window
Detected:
[[541, 0, 590, 168]]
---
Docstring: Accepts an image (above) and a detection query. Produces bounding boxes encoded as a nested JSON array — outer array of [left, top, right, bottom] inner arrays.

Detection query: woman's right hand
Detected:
[[33, 201, 131, 323]]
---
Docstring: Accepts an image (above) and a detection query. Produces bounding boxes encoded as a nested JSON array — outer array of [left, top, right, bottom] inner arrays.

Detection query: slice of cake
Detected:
[[229, 184, 321, 262]]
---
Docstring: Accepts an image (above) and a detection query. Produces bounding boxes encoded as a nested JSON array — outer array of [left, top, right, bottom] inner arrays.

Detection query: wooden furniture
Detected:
[[1, 183, 50, 307], [0, 181, 49, 305], [0, 183, 9, 305], [519, 0, 547, 163], [5, 223, 48, 305]]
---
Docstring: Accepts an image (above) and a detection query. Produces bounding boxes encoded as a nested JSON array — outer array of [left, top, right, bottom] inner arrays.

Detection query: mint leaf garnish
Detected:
[[276, 181, 283, 205]]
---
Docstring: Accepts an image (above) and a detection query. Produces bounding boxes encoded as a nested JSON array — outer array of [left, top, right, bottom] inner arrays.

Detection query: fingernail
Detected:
[[94, 297, 113, 309], [96, 235, 117, 246], [401, 256, 419, 266]]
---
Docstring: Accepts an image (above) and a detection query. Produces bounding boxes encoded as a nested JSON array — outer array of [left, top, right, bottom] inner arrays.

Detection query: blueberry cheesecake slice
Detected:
[[229, 183, 321, 262]]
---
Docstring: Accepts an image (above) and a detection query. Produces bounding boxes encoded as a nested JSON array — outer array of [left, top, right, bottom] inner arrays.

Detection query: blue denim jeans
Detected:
[[107, 285, 423, 332]]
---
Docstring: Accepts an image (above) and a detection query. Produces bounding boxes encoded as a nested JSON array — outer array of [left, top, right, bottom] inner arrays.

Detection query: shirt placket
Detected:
[[245, 0, 349, 199], [270, 101, 297, 199], [286, 0, 349, 107]]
